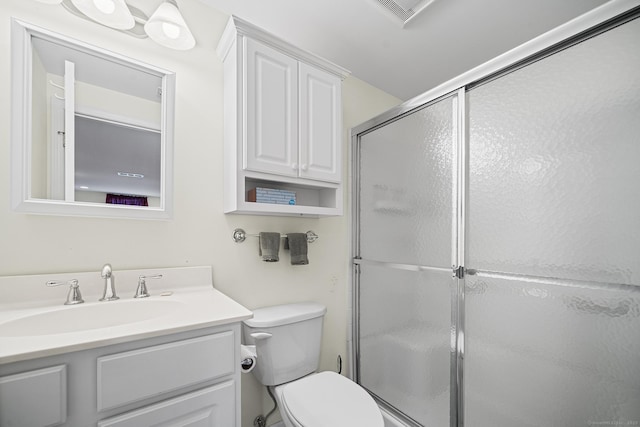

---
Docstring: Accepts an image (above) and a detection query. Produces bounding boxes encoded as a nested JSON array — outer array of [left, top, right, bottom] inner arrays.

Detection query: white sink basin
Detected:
[[0, 267, 254, 365], [0, 299, 183, 337]]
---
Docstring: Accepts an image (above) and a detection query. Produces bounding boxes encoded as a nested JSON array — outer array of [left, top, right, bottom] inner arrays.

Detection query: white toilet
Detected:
[[243, 302, 384, 427]]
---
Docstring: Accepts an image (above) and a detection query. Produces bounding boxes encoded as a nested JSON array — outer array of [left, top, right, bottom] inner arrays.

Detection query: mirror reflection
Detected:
[[12, 20, 174, 218]]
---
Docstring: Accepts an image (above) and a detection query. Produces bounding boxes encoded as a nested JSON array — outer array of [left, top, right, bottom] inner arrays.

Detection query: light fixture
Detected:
[[70, 0, 135, 30], [144, 0, 195, 51], [42, 0, 196, 50]]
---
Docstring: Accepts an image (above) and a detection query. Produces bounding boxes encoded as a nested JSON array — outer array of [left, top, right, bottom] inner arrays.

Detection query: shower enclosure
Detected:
[[351, 3, 640, 427]]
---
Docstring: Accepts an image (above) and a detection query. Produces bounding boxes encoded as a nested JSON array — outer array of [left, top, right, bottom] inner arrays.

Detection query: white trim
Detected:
[[217, 15, 351, 80], [63, 60, 75, 202], [9, 19, 175, 220], [49, 97, 65, 200], [13, 19, 174, 76], [10, 19, 31, 211]]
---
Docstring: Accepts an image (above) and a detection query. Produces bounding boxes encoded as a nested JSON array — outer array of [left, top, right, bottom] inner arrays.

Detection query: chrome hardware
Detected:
[[232, 228, 319, 244], [253, 415, 266, 427], [46, 279, 84, 305], [454, 266, 465, 279], [99, 263, 119, 301], [241, 357, 255, 370], [134, 274, 163, 298], [305, 230, 318, 243], [249, 332, 273, 340], [232, 228, 247, 243]]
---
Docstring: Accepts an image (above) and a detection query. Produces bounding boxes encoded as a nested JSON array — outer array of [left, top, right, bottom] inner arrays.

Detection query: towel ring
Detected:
[[232, 228, 318, 244]]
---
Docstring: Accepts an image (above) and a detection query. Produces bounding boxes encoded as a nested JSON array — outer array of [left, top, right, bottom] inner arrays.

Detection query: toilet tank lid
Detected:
[[244, 302, 326, 328]]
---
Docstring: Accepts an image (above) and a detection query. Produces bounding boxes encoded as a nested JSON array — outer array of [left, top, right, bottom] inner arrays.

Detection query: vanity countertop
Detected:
[[0, 266, 252, 364]]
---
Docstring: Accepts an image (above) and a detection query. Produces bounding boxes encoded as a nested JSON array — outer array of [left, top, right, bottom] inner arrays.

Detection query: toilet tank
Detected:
[[243, 302, 326, 386]]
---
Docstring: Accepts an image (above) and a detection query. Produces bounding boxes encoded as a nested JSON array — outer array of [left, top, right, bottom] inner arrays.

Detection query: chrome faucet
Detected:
[[134, 274, 163, 298], [99, 263, 119, 301], [47, 279, 84, 305]]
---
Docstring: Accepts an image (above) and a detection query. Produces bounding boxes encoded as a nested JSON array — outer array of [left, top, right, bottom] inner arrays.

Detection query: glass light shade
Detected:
[[144, 1, 195, 50], [70, 0, 135, 30]]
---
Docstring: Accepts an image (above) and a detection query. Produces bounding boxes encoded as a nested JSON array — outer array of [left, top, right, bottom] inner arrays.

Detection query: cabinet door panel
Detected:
[[245, 38, 298, 177], [0, 365, 66, 427], [299, 62, 341, 182], [98, 381, 235, 427], [97, 332, 234, 411]]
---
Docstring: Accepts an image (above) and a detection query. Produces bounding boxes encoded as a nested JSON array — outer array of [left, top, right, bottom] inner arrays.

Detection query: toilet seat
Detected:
[[279, 371, 383, 427]]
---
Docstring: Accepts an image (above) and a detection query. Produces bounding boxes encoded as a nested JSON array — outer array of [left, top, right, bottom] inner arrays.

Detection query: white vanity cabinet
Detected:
[[0, 365, 67, 426], [218, 16, 350, 217], [0, 324, 241, 427], [96, 382, 234, 427]]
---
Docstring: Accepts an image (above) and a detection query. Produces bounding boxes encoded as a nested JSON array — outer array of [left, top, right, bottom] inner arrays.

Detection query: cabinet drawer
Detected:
[[0, 365, 66, 427], [97, 381, 235, 427], [97, 331, 234, 411]]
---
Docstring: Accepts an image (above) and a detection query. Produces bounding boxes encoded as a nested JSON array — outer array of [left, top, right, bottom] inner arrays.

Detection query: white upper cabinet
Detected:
[[298, 62, 342, 183], [217, 16, 349, 217], [245, 38, 299, 177]]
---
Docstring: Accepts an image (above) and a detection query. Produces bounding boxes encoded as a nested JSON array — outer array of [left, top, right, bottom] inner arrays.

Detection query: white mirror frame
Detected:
[[10, 19, 175, 220]]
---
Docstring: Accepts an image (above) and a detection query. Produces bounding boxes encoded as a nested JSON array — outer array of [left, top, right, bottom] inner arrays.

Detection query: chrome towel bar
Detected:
[[232, 228, 318, 244]]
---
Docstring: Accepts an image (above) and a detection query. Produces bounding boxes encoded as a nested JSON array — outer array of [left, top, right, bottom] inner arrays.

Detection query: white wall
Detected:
[[0, 1, 400, 426]]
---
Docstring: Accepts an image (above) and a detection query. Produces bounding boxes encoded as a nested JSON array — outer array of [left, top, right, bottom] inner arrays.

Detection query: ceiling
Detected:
[[199, 0, 609, 100]]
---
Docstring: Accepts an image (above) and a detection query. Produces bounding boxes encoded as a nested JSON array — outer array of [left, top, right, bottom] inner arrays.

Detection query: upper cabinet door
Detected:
[[244, 38, 299, 177], [298, 63, 342, 183]]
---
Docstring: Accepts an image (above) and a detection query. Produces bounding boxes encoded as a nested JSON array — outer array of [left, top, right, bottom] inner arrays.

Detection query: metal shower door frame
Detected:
[[350, 87, 464, 427], [350, 3, 639, 427]]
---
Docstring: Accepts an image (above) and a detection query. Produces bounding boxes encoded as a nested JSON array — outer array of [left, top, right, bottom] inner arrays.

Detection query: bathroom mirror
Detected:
[[10, 19, 175, 219]]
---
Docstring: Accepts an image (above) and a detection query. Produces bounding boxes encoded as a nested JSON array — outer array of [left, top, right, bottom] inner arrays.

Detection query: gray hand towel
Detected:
[[285, 233, 309, 265], [259, 232, 280, 262]]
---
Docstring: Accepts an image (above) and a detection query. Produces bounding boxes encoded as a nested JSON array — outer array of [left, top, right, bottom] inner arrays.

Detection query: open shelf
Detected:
[[225, 176, 342, 217]]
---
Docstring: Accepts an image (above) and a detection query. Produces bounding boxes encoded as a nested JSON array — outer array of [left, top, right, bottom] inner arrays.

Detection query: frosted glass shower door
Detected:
[[355, 93, 458, 426], [465, 15, 640, 427]]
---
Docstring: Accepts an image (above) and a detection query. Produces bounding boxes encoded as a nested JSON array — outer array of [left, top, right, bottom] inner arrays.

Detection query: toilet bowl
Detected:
[[274, 371, 383, 427], [243, 303, 383, 427]]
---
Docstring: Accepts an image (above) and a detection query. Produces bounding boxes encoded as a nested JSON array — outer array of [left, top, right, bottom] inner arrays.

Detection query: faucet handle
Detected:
[[47, 279, 84, 305], [134, 274, 163, 298], [101, 263, 112, 278]]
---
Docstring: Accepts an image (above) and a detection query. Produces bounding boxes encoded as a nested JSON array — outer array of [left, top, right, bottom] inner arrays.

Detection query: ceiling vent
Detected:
[[374, 0, 437, 26]]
